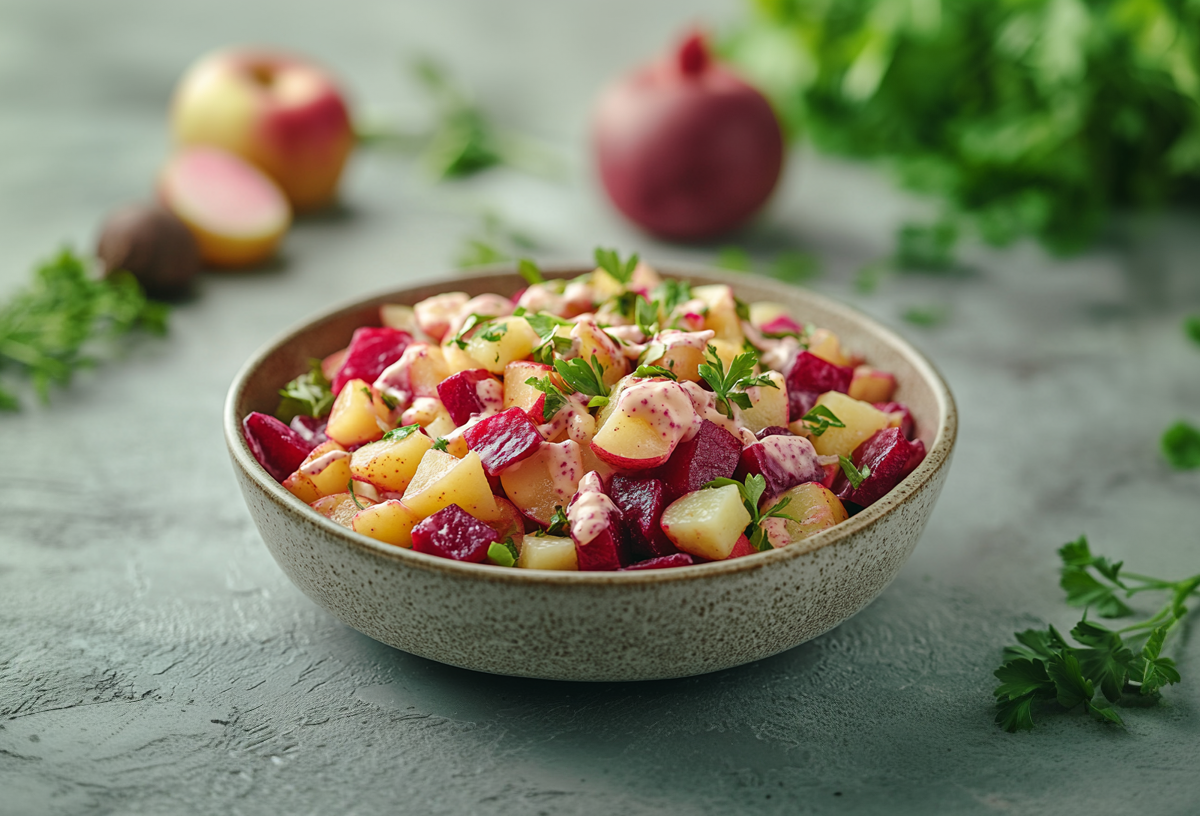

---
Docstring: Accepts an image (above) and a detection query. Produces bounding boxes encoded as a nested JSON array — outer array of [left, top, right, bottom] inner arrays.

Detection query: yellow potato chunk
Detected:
[[350, 429, 434, 493], [660, 484, 751, 561], [571, 320, 628, 388], [738, 371, 788, 434], [692, 284, 743, 342], [517, 534, 579, 571], [807, 328, 850, 367], [351, 500, 423, 548], [401, 449, 498, 521], [464, 315, 541, 374], [311, 492, 376, 528], [806, 391, 891, 458], [847, 366, 897, 403], [326, 378, 387, 447], [503, 360, 554, 411], [764, 483, 848, 546]]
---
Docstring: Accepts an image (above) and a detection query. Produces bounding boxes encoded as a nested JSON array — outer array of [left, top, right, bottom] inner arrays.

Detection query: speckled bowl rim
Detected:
[[225, 263, 957, 587]]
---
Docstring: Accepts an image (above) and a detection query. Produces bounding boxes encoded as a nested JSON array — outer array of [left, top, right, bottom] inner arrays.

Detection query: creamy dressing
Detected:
[[446, 294, 513, 338], [414, 292, 468, 342], [537, 391, 592, 442], [516, 283, 566, 315], [401, 396, 445, 428], [473, 377, 504, 419], [562, 280, 596, 316], [543, 440, 584, 502], [679, 380, 740, 436], [756, 434, 824, 488], [300, 448, 351, 477], [568, 471, 619, 545], [614, 378, 702, 444], [373, 342, 442, 408]]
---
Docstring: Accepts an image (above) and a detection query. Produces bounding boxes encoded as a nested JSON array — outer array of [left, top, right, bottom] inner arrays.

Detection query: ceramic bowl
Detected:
[[225, 266, 956, 681]]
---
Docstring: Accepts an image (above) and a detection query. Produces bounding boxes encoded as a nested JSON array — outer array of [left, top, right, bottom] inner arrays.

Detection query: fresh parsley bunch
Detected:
[[726, 0, 1200, 259], [0, 249, 168, 410], [993, 536, 1199, 732]]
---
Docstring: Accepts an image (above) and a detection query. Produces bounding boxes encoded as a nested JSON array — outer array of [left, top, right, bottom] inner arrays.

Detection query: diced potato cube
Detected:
[[692, 284, 743, 342], [326, 378, 387, 446], [352, 500, 423, 548], [517, 534, 579, 570], [806, 328, 850, 367], [738, 371, 787, 433], [350, 429, 434, 493], [402, 449, 498, 521], [763, 483, 848, 546], [847, 366, 896, 403], [806, 391, 892, 458], [311, 492, 376, 528], [464, 316, 541, 374], [660, 484, 751, 561]]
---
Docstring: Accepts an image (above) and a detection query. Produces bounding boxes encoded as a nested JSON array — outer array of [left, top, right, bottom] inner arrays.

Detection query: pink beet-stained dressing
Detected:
[[472, 377, 504, 419], [541, 440, 583, 500], [613, 378, 700, 444], [299, 447, 350, 477], [679, 380, 739, 436], [568, 472, 618, 545]]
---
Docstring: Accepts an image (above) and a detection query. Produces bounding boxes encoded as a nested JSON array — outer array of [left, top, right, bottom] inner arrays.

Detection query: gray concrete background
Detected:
[[3, 0, 1200, 814]]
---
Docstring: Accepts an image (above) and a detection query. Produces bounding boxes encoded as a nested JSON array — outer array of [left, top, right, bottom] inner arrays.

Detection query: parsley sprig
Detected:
[[524, 375, 570, 422], [546, 506, 570, 537], [993, 535, 1200, 732], [519, 310, 573, 366], [487, 538, 520, 567], [594, 247, 639, 285], [276, 359, 334, 423], [632, 364, 677, 381], [0, 249, 168, 410], [838, 455, 871, 489], [704, 474, 796, 552], [554, 355, 609, 408], [799, 405, 845, 437], [698, 345, 777, 420]]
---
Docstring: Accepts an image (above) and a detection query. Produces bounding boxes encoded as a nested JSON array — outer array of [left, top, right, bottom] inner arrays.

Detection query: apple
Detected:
[[159, 146, 291, 268], [848, 366, 897, 403], [310, 491, 375, 528], [169, 48, 355, 212], [762, 482, 849, 546], [499, 440, 583, 526]]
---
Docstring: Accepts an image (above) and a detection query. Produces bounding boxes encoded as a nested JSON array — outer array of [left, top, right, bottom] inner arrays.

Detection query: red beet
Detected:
[[592, 30, 784, 241], [903, 439, 927, 478], [242, 411, 314, 482], [875, 401, 916, 440], [657, 419, 743, 500], [568, 474, 628, 571], [726, 534, 757, 559], [411, 504, 495, 563], [736, 434, 824, 500], [331, 327, 412, 395], [759, 315, 804, 337], [609, 474, 679, 559], [620, 553, 695, 571], [754, 425, 792, 441], [289, 415, 328, 446], [463, 407, 545, 477], [437, 369, 501, 426], [832, 427, 918, 508], [785, 350, 853, 420]]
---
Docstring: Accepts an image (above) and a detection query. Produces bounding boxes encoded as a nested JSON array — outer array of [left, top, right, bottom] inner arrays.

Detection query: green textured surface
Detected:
[[2, 0, 1199, 813]]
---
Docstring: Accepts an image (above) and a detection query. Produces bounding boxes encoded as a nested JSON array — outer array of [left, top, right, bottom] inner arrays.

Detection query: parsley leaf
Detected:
[[449, 313, 499, 349], [553, 354, 609, 406], [0, 249, 169, 410], [632, 364, 677, 380], [431, 437, 449, 452], [518, 258, 545, 285], [546, 506, 570, 536], [594, 247, 639, 285], [697, 345, 776, 419], [838, 455, 870, 489], [348, 481, 367, 511], [652, 279, 692, 316], [1162, 421, 1200, 470], [799, 405, 845, 437], [525, 375, 569, 422], [703, 474, 796, 552], [382, 424, 422, 443], [276, 358, 335, 423]]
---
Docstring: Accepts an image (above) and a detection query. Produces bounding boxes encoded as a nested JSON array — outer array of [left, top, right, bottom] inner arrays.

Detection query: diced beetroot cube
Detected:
[[411, 504, 495, 563], [736, 434, 824, 500], [437, 369, 501, 426], [331, 327, 412, 395], [759, 315, 804, 337], [609, 474, 679, 560], [755, 425, 793, 441], [832, 427, 918, 508], [818, 460, 840, 489], [874, 401, 916, 440], [242, 412, 315, 482], [525, 393, 549, 424], [568, 472, 628, 571], [657, 419, 743, 501], [727, 535, 756, 559], [620, 553, 695, 571], [289, 415, 329, 446], [785, 350, 853, 420], [902, 439, 927, 478], [463, 407, 545, 477]]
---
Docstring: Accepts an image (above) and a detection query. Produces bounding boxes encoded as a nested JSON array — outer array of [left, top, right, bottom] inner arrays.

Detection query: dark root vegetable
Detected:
[[96, 202, 202, 296], [592, 30, 785, 241]]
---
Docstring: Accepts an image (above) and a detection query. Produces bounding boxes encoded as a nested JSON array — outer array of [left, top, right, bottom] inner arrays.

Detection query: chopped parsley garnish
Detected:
[[652, 279, 692, 316], [431, 437, 449, 452], [524, 312, 573, 365], [838, 455, 870, 489], [704, 474, 796, 552], [487, 538, 520, 567], [632, 364, 677, 380], [450, 313, 499, 348], [525, 375, 570, 422], [0, 249, 169, 410], [553, 354, 609, 408], [348, 480, 367, 511], [276, 358, 334, 423], [799, 405, 845, 437], [993, 535, 1200, 732], [382, 424, 422, 443], [518, 258, 545, 285], [546, 505, 570, 536], [635, 295, 659, 337], [594, 247, 639, 285], [1161, 421, 1200, 470], [697, 345, 777, 419]]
